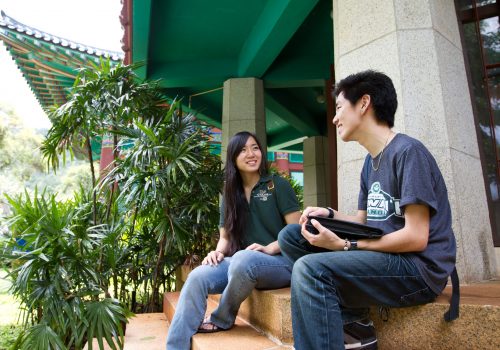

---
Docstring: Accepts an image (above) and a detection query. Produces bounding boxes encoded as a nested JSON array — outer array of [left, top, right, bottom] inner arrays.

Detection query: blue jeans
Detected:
[[166, 249, 292, 350], [278, 224, 437, 350]]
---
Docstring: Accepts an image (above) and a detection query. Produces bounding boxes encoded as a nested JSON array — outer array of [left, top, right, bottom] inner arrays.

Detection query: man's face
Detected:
[[333, 92, 363, 141]]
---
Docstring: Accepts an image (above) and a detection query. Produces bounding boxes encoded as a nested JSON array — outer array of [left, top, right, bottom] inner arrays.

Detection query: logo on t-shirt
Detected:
[[367, 182, 402, 221], [254, 189, 272, 202]]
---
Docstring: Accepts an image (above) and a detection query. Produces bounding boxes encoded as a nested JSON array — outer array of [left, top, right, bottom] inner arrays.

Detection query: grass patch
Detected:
[[0, 271, 23, 349], [0, 271, 21, 325], [0, 323, 22, 350]]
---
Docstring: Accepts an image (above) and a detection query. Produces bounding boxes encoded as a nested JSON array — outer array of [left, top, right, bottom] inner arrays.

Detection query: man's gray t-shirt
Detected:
[[358, 133, 457, 295]]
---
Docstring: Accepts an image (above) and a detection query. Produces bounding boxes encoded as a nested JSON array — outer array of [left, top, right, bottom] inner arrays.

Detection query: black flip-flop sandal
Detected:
[[197, 320, 227, 333]]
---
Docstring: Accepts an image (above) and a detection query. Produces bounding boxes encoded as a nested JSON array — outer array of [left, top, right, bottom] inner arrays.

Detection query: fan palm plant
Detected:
[[2, 61, 223, 350], [101, 100, 222, 310], [40, 61, 222, 312], [2, 188, 130, 350]]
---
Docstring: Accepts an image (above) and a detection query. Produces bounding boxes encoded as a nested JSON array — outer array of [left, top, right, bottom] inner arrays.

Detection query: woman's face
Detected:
[[235, 136, 262, 174]]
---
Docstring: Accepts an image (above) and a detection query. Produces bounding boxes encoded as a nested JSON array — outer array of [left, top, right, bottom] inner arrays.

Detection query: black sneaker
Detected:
[[343, 319, 378, 349]]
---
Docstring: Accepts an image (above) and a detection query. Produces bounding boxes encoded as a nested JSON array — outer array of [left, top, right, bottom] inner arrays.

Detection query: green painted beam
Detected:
[[237, 0, 319, 77], [263, 54, 330, 88], [152, 60, 235, 88], [267, 125, 306, 151], [31, 59, 78, 77], [264, 78, 325, 89], [265, 90, 321, 136], [160, 88, 222, 128], [280, 142, 303, 153], [133, 0, 152, 79], [187, 109, 221, 129]]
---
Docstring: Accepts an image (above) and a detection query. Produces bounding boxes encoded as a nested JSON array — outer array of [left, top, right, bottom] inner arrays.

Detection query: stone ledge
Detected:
[[172, 264, 500, 349], [209, 280, 500, 350], [164, 292, 284, 350], [371, 302, 500, 350], [372, 280, 500, 350], [123, 313, 167, 350], [210, 288, 292, 344]]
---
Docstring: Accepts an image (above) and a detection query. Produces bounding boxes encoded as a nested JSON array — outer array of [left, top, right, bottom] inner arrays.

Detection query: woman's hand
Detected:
[[246, 242, 280, 255], [300, 219, 346, 251], [299, 206, 331, 224], [202, 250, 225, 266]]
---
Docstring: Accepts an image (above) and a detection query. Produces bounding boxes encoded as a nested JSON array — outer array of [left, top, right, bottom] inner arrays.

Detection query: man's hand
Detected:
[[202, 250, 225, 266], [299, 206, 331, 225], [301, 219, 345, 251]]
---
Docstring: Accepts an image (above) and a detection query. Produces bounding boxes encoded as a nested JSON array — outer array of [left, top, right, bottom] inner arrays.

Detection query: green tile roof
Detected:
[[0, 10, 123, 109]]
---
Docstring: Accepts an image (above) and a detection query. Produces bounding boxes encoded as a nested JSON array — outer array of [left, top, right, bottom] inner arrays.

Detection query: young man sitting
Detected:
[[278, 70, 458, 350]]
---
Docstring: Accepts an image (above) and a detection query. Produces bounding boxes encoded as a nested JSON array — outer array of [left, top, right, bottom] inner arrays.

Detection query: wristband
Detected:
[[349, 240, 358, 251]]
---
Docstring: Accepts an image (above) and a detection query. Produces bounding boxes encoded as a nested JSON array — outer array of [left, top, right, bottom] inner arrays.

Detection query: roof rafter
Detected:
[[237, 0, 319, 77], [132, 0, 152, 80], [267, 125, 306, 151], [265, 89, 321, 136]]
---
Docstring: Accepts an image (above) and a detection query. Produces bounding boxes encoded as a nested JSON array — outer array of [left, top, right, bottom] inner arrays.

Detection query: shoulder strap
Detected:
[[443, 267, 460, 322], [267, 175, 275, 191]]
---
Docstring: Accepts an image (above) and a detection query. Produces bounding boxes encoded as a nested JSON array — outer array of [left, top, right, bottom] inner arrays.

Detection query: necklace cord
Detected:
[[371, 132, 392, 171]]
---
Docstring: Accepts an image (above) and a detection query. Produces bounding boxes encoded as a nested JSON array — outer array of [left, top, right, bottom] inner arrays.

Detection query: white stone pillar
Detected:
[[303, 136, 331, 207], [332, 0, 497, 282], [221, 78, 266, 163]]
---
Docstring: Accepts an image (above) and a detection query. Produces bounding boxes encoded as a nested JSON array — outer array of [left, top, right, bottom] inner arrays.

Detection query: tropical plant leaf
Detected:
[[18, 323, 66, 350]]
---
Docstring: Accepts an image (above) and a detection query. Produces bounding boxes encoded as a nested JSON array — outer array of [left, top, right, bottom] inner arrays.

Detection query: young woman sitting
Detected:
[[166, 131, 301, 350]]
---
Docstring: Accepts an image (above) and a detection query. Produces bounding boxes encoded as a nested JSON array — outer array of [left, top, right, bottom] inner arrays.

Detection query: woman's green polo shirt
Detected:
[[219, 174, 300, 248]]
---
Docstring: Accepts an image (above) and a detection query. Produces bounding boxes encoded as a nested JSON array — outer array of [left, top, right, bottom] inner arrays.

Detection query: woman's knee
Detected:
[[228, 250, 255, 277], [183, 265, 213, 291]]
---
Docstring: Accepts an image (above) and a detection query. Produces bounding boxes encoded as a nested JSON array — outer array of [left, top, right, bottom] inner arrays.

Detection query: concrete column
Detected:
[[303, 136, 331, 207], [221, 78, 266, 163], [332, 0, 497, 281]]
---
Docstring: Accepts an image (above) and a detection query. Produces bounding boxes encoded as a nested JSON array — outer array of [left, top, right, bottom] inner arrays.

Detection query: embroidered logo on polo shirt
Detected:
[[367, 182, 402, 221], [254, 189, 272, 201]]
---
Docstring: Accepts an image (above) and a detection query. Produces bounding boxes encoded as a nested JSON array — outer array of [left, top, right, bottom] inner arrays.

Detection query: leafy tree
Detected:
[[0, 109, 44, 183], [0, 104, 91, 204]]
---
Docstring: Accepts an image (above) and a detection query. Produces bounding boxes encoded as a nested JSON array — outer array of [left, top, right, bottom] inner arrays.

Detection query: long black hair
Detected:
[[223, 131, 268, 253]]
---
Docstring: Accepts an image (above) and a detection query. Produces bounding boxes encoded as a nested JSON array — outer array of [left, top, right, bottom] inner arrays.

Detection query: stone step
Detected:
[[174, 265, 292, 343], [123, 313, 168, 350], [84, 281, 500, 349], [169, 271, 500, 350], [164, 292, 291, 350], [371, 280, 500, 350], [208, 288, 292, 344], [84, 313, 168, 350]]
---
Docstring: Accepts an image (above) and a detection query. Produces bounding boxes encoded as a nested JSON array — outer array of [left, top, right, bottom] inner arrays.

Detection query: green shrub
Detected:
[[2, 189, 131, 350]]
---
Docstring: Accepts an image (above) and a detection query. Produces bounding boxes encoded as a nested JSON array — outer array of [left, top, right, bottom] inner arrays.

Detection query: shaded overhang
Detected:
[[123, 0, 334, 152]]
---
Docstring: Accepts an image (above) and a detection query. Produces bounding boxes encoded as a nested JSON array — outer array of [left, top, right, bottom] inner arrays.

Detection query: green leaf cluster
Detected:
[[2, 189, 130, 350]]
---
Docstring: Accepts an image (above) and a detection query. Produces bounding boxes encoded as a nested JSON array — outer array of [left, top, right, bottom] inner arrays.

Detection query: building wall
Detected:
[[332, 0, 498, 281]]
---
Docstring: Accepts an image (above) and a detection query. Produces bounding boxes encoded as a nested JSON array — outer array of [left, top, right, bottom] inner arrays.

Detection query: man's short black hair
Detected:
[[333, 70, 397, 127]]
